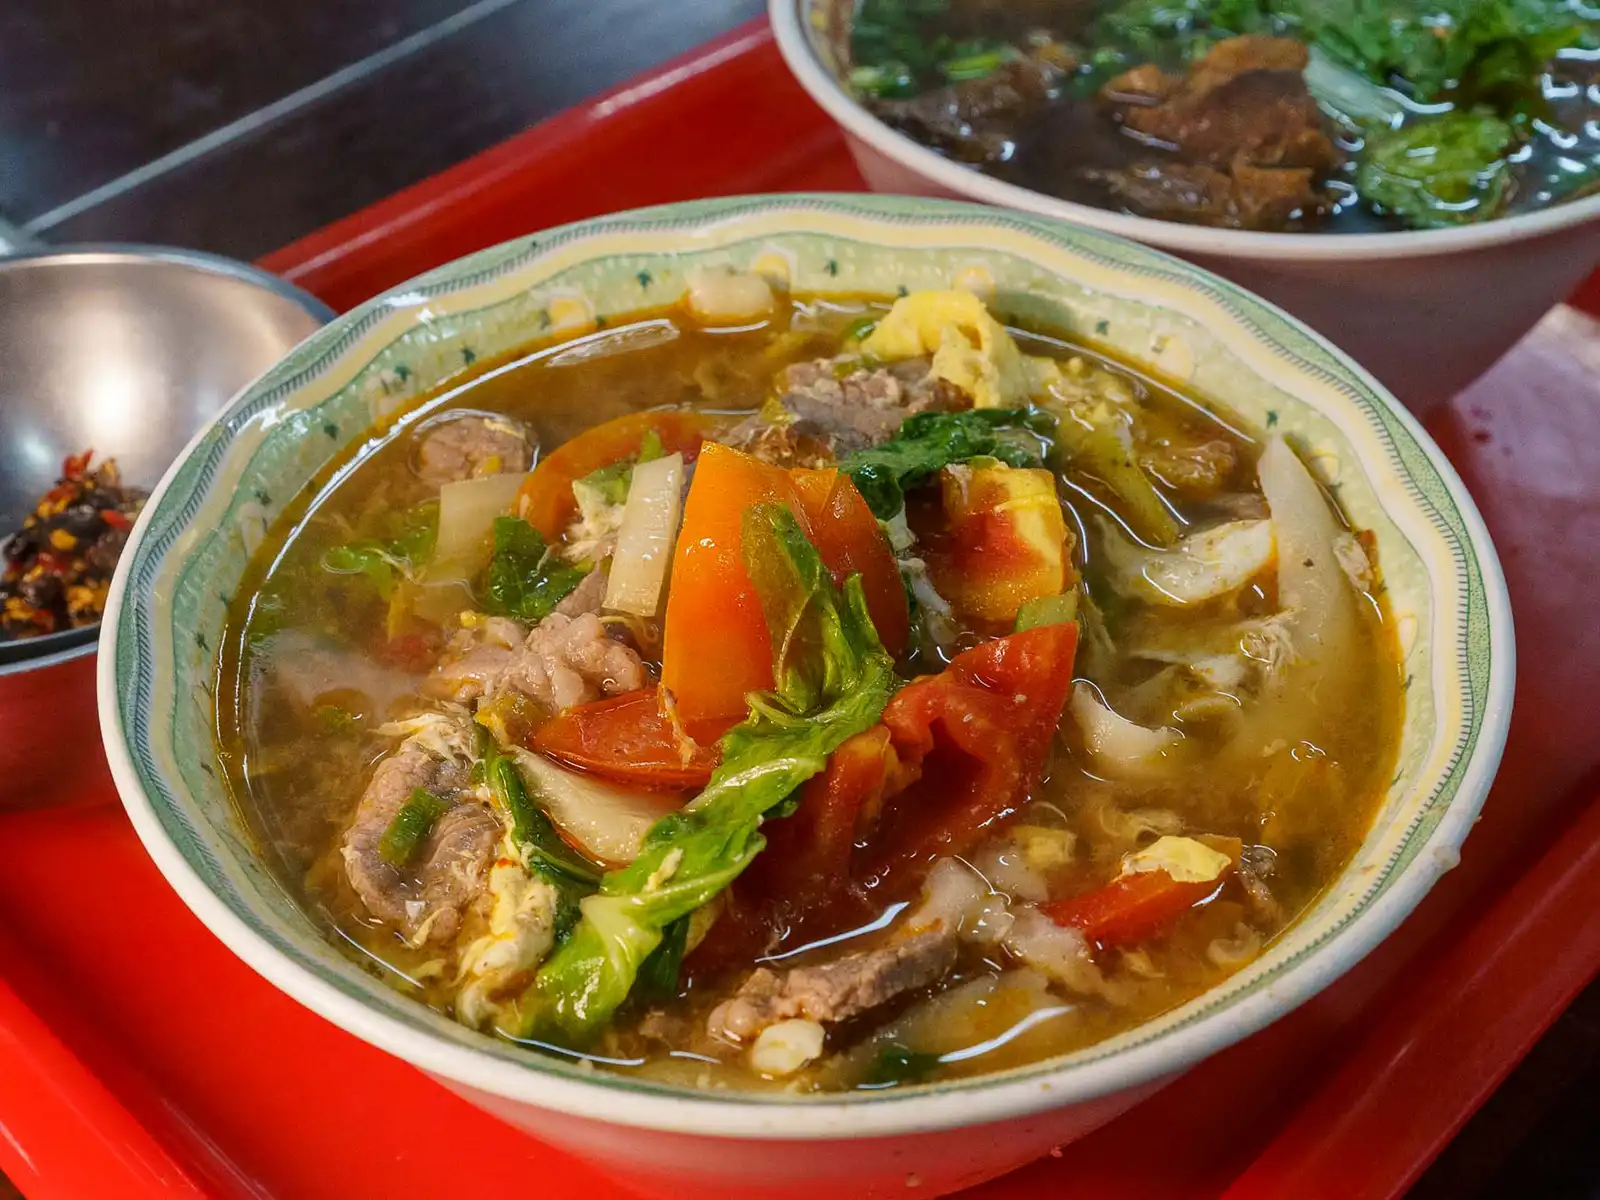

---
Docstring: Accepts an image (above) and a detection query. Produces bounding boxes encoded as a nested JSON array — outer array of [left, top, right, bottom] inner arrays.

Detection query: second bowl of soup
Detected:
[[101, 195, 1511, 1199], [772, 0, 1600, 412]]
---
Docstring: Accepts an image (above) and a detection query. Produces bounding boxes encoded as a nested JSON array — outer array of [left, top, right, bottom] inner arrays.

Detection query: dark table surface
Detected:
[[2, 3, 1598, 1197]]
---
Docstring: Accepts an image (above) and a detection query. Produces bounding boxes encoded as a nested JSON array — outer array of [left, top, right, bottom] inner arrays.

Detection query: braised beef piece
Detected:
[[341, 744, 499, 946], [870, 58, 1063, 166], [1091, 36, 1340, 231], [706, 928, 959, 1044], [727, 355, 970, 464], [414, 414, 533, 486]]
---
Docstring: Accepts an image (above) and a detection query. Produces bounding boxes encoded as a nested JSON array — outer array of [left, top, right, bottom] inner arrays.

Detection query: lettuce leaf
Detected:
[[510, 504, 896, 1044]]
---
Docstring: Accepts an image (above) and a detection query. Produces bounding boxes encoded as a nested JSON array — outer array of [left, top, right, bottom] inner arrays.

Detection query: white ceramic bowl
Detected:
[[100, 195, 1513, 1199], [769, 0, 1600, 416]]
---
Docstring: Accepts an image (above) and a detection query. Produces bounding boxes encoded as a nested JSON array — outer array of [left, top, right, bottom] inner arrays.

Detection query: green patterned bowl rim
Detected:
[[99, 194, 1513, 1140]]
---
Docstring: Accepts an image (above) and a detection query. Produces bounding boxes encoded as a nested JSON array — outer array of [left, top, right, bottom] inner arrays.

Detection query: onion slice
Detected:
[[512, 748, 681, 865], [604, 451, 684, 616]]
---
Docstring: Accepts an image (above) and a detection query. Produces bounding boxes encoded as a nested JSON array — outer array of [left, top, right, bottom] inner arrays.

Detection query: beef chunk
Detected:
[[426, 609, 644, 710], [1084, 160, 1325, 231], [341, 743, 499, 945], [871, 58, 1062, 165], [1093, 37, 1339, 230], [706, 929, 958, 1044], [1139, 437, 1240, 499], [415, 414, 533, 486]]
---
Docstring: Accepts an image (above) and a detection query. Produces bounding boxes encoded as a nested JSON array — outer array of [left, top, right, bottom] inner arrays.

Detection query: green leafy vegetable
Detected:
[[1093, 0, 1592, 104], [483, 516, 590, 621], [862, 1043, 943, 1087], [841, 408, 1053, 519], [485, 753, 603, 888], [379, 789, 452, 866], [635, 916, 690, 1003], [1015, 590, 1080, 632], [850, 0, 1015, 96], [320, 502, 438, 600], [1052, 414, 1181, 545], [570, 428, 668, 510], [1358, 112, 1516, 227], [637, 429, 666, 463], [511, 505, 897, 1044]]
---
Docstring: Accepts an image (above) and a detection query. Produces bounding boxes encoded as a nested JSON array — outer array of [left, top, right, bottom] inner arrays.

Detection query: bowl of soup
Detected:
[[100, 195, 1511, 1199], [770, 0, 1600, 413]]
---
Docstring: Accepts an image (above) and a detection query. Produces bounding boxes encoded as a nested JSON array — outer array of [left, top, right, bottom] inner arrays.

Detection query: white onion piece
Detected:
[[1070, 682, 1182, 777], [1100, 517, 1275, 606], [513, 748, 682, 865], [604, 452, 683, 616], [1256, 438, 1358, 684], [434, 472, 528, 577]]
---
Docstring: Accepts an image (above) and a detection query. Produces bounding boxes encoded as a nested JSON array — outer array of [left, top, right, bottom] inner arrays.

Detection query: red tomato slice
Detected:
[[516, 409, 710, 540], [1041, 869, 1227, 948], [659, 444, 808, 739], [530, 687, 718, 791], [862, 622, 1080, 894], [792, 469, 910, 656]]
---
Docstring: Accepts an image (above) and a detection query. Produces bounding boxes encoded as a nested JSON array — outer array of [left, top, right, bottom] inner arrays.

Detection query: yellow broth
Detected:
[[215, 292, 1402, 1092]]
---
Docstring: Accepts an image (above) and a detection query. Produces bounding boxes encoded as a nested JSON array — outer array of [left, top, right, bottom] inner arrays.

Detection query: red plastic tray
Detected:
[[5, 20, 1600, 1199]]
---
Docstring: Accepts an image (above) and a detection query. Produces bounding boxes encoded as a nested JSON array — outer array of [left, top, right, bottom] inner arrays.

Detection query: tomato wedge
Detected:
[[530, 687, 718, 791], [792, 468, 910, 656], [516, 409, 709, 539], [660, 447, 909, 738], [1041, 869, 1227, 948], [861, 621, 1079, 895], [659, 444, 808, 738]]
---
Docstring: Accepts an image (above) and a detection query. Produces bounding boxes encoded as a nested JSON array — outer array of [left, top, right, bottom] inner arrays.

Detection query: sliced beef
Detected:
[[1084, 160, 1325, 231], [871, 58, 1062, 165], [1093, 36, 1339, 231], [553, 564, 609, 618], [1138, 437, 1240, 498], [415, 413, 533, 487], [425, 607, 642, 710], [774, 357, 968, 456], [723, 417, 839, 470], [706, 928, 958, 1044], [491, 611, 646, 710], [424, 617, 525, 704], [341, 743, 499, 945], [1109, 37, 1336, 173]]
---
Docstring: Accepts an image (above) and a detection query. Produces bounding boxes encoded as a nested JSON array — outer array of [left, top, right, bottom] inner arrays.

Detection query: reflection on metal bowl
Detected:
[[0, 246, 332, 806]]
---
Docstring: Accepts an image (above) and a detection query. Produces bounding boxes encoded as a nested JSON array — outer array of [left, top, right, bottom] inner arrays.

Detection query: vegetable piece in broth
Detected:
[[512, 506, 896, 1043]]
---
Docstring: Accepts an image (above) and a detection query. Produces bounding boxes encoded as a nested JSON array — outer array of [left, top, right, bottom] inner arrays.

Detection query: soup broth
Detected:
[[839, 0, 1600, 232], [218, 283, 1401, 1092]]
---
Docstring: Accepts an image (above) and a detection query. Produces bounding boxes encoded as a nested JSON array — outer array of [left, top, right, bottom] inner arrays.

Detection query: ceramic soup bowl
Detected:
[[101, 195, 1512, 1200], [770, 0, 1600, 417]]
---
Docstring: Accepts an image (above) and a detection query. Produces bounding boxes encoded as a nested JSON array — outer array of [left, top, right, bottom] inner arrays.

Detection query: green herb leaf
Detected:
[[514, 506, 897, 1044], [379, 789, 452, 866], [1358, 112, 1516, 227], [483, 516, 590, 621], [320, 502, 438, 600], [841, 408, 1052, 519]]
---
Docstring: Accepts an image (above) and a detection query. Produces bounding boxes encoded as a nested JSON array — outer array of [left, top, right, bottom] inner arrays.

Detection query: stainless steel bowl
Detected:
[[0, 246, 334, 674]]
